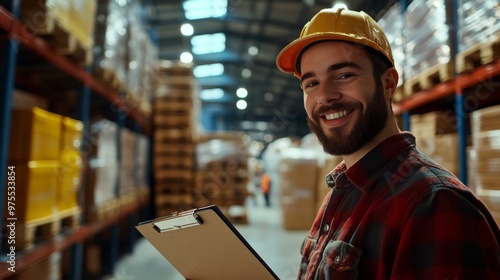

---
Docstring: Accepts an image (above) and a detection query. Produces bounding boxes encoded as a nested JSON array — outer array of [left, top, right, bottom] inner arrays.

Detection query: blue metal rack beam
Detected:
[[0, 0, 20, 247]]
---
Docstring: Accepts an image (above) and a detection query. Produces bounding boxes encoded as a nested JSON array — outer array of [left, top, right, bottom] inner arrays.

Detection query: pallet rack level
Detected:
[[0, 2, 152, 280]]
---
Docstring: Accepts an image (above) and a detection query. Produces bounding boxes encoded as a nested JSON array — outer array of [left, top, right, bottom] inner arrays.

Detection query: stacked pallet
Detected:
[[7, 107, 81, 249], [456, 0, 500, 73], [153, 61, 200, 217], [403, 0, 453, 96], [194, 132, 250, 223], [411, 111, 460, 177], [20, 0, 96, 66], [470, 105, 500, 223]]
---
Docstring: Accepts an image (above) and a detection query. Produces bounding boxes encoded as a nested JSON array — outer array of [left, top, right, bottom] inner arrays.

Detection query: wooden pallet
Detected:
[[154, 128, 194, 142], [404, 62, 454, 95], [21, 6, 92, 66], [155, 194, 194, 216], [155, 183, 193, 196], [14, 207, 80, 250], [404, 62, 454, 96], [154, 90, 195, 103], [154, 143, 195, 155], [457, 36, 500, 74], [153, 114, 193, 128], [155, 100, 193, 112], [154, 155, 194, 169], [155, 168, 193, 180]]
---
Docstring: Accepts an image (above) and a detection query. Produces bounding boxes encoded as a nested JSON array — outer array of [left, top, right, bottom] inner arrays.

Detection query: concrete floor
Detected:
[[101, 196, 309, 280]]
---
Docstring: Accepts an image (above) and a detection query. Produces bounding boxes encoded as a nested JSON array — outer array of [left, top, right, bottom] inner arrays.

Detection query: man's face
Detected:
[[299, 41, 389, 155]]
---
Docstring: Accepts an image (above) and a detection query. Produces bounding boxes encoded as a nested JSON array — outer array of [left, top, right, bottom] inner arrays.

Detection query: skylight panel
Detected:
[[191, 33, 226, 55], [183, 0, 228, 20], [193, 63, 224, 78]]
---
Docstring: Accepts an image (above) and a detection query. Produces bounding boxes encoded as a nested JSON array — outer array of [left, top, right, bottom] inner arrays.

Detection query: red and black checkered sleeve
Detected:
[[391, 186, 500, 280]]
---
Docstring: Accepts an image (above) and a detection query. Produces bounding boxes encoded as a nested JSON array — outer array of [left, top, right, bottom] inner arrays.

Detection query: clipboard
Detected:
[[136, 205, 280, 280]]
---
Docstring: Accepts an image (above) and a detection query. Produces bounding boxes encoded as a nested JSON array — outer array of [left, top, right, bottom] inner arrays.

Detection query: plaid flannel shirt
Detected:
[[298, 132, 500, 280]]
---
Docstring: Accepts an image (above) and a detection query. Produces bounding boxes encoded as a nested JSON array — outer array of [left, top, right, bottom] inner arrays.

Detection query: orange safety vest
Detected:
[[261, 173, 271, 194]]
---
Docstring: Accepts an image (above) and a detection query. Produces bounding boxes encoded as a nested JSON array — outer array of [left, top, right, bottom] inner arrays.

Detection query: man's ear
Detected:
[[382, 68, 399, 99]]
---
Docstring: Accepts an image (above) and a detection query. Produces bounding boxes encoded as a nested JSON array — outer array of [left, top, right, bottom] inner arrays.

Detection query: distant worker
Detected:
[[260, 172, 271, 207]]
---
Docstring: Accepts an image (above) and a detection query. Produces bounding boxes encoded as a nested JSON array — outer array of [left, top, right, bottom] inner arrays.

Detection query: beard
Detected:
[[307, 85, 388, 156]]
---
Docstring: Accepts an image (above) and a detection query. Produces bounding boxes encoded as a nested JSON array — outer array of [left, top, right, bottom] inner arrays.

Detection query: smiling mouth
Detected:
[[323, 109, 350, 121]]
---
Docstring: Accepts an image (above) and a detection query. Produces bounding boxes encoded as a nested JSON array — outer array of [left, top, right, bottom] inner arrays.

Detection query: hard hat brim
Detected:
[[276, 32, 392, 78]]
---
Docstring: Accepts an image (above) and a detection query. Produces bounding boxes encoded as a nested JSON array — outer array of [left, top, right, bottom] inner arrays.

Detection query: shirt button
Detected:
[[323, 224, 329, 232], [334, 255, 342, 264]]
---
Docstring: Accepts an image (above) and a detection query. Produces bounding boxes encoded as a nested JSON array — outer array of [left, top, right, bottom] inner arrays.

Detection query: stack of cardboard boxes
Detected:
[[411, 111, 459, 177], [470, 105, 500, 223]]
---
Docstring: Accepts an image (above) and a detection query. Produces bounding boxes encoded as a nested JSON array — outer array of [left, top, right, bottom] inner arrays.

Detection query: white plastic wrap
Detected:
[[94, 0, 130, 84], [458, 0, 500, 52], [404, 0, 450, 79]]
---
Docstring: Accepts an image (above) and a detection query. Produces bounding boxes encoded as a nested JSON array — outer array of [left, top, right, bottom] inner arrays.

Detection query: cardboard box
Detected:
[[281, 189, 316, 230], [410, 111, 456, 140], [279, 152, 318, 230], [417, 133, 459, 177], [279, 156, 318, 192], [9, 107, 62, 161]]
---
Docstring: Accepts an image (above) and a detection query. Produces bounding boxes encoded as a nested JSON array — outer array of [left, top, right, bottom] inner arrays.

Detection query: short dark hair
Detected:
[[365, 47, 392, 81]]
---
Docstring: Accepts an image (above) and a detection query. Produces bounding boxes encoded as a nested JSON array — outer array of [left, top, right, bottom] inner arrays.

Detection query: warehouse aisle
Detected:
[[101, 200, 309, 280]]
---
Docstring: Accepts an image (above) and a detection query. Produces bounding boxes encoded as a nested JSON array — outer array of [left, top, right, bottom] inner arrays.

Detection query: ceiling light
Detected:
[[248, 46, 259, 56], [194, 63, 224, 78], [183, 0, 227, 20], [200, 88, 224, 100], [241, 68, 252, 78], [180, 52, 193, 63], [236, 100, 247, 110], [180, 23, 194, 36], [191, 33, 226, 55], [236, 88, 248, 98]]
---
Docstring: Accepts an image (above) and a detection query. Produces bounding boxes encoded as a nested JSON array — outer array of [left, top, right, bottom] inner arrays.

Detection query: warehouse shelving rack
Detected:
[[395, 60, 500, 183], [0, 1, 152, 279], [394, 0, 500, 185]]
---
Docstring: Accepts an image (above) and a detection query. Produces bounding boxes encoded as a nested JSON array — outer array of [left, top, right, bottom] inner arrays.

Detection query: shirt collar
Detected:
[[335, 132, 416, 192]]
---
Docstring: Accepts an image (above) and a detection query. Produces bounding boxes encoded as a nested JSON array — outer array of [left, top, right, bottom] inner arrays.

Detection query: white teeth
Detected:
[[325, 110, 348, 120]]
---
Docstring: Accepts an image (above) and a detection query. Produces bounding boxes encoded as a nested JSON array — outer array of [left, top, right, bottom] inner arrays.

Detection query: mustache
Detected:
[[313, 102, 357, 118]]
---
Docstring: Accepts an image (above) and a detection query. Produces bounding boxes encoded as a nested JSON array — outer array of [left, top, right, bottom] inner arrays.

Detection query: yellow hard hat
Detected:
[[276, 8, 394, 78]]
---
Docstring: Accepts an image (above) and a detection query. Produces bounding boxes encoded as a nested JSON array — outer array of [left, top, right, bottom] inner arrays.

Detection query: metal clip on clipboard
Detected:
[[153, 209, 203, 233]]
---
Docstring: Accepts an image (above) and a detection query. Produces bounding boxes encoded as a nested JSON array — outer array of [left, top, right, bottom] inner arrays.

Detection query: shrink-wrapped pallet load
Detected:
[[457, 0, 500, 72], [404, 0, 453, 95], [85, 119, 120, 222]]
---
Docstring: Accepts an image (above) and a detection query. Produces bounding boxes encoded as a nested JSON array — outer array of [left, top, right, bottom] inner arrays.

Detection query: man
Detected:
[[276, 8, 500, 279]]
